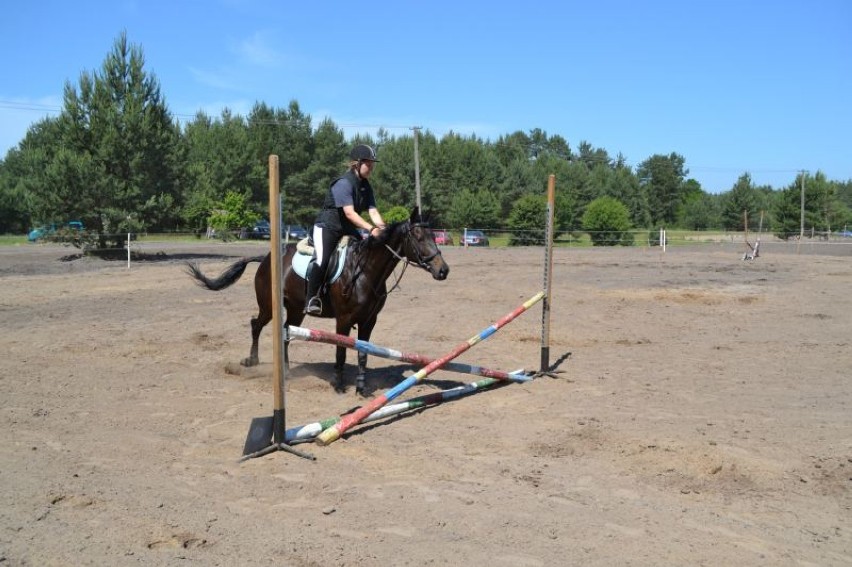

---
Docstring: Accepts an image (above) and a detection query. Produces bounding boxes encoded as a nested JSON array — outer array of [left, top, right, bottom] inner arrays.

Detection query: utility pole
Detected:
[[799, 170, 806, 240], [798, 169, 807, 254], [411, 126, 422, 214]]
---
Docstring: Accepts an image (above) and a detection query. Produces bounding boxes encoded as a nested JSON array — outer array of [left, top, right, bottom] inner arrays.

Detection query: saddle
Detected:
[[291, 236, 352, 283]]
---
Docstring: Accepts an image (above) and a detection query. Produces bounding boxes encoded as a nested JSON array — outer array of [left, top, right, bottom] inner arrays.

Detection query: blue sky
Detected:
[[1, 0, 849, 193]]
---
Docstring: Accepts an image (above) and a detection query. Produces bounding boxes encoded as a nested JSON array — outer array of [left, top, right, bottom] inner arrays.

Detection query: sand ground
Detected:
[[1, 240, 850, 566]]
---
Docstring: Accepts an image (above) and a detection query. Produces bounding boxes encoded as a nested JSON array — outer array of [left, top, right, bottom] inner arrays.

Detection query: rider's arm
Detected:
[[342, 205, 381, 236], [368, 207, 386, 231]]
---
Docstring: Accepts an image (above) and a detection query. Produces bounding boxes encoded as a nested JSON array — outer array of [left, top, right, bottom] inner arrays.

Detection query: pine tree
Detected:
[[34, 31, 182, 245]]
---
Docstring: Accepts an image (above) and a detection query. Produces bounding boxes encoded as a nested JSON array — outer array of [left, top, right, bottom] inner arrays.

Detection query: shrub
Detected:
[[507, 194, 547, 246], [582, 197, 633, 246], [382, 206, 411, 224]]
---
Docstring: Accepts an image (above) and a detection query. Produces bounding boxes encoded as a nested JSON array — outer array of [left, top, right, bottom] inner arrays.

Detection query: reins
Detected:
[[343, 220, 439, 302]]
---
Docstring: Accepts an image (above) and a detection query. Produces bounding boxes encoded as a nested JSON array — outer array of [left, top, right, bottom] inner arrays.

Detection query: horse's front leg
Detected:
[[334, 321, 356, 394], [356, 350, 368, 397], [334, 344, 347, 394], [355, 320, 378, 397]]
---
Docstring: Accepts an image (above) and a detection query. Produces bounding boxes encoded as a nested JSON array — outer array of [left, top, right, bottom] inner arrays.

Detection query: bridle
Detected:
[[385, 220, 442, 271]]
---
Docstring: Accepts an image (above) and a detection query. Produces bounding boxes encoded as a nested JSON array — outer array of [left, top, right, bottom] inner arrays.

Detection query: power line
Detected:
[[0, 100, 62, 113]]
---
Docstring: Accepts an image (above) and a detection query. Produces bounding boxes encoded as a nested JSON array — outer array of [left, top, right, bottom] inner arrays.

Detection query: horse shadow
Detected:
[[337, 351, 574, 438], [292, 348, 573, 396], [291, 361, 464, 396], [340, 376, 514, 440], [254, 349, 574, 440]]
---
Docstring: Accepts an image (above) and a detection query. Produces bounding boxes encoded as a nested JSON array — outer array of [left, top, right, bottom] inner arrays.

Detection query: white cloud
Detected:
[[187, 66, 248, 93], [185, 31, 290, 96], [235, 31, 284, 68]]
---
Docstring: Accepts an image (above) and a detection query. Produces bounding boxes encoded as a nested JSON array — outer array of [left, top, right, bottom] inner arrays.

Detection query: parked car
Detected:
[[434, 230, 454, 246], [285, 225, 308, 240], [249, 219, 270, 239], [248, 221, 309, 241], [462, 230, 489, 247], [836, 230, 852, 238], [28, 226, 49, 242], [28, 221, 84, 242]]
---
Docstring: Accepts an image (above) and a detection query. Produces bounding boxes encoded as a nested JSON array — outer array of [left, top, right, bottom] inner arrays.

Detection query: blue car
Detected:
[[27, 226, 49, 242], [28, 221, 84, 242]]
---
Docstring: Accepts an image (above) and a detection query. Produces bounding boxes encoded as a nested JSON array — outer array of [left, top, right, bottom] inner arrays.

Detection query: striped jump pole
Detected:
[[315, 291, 545, 446], [287, 326, 532, 383], [284, 375, 516, 443]]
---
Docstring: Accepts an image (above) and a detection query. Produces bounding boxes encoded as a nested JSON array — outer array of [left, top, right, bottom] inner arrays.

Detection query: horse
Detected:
[[186, 208, 450, 395]]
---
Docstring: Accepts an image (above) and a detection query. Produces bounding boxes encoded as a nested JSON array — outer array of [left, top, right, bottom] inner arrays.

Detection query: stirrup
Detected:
[[304, 296, 322, 314]]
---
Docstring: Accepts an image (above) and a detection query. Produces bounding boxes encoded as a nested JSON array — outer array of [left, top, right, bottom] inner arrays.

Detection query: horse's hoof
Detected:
[[240, 357, 258, 367], [356, 383, 371, 398], [334, 381, 348, 394]]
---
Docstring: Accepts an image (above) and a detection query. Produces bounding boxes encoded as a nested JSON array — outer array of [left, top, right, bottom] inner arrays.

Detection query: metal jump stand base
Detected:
[[238, 411, 316, 462], [239, 442, 315, 462]]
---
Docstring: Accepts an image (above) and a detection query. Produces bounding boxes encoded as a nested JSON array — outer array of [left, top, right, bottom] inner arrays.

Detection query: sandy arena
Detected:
[[1, 240, 850, 566]]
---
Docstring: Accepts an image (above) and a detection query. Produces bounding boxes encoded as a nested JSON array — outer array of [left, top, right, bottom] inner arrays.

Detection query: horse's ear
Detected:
[[410, 206, 421, 223]]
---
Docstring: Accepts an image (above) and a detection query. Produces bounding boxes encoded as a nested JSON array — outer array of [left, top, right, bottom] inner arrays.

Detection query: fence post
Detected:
[[540, 175, 555, 374]]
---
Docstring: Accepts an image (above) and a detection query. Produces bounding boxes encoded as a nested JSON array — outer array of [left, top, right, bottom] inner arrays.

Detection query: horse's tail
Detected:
[[185, 255, 267, 291]]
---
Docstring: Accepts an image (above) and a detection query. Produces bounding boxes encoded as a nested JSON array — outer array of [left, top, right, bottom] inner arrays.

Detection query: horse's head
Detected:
[[381, 208, 449, 280]]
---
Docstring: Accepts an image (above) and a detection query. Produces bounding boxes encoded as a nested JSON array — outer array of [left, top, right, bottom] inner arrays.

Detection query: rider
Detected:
[[305, 143, 386, 314]]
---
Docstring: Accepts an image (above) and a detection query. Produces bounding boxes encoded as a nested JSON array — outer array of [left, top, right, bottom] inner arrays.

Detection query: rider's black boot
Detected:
[[304, 263, 323, 315]]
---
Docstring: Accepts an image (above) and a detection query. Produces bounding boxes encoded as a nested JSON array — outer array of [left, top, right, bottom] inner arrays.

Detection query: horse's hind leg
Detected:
[[241, 313, 270, 367], [243, 254, 273, 367]]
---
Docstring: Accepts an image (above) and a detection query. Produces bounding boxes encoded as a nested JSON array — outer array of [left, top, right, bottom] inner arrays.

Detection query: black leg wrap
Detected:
[[333, 366, 346, 393]]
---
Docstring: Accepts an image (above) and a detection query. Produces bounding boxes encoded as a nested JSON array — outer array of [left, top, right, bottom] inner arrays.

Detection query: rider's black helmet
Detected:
[[350, 144, 379, 162]]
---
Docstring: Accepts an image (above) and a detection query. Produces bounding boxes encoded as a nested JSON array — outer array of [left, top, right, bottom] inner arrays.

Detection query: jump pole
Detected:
[[539, 174, 556, 376], [315, 291, 545, 446], [286, 325, 533, 383], [284, 375, 519, 443]]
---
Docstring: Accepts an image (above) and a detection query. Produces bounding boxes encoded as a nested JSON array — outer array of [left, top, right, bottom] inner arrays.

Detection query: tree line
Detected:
[[1, 33, 850, 246]]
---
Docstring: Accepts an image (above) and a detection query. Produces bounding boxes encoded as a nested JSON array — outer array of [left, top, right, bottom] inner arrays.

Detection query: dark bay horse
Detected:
[[186, 208, 449, 395]]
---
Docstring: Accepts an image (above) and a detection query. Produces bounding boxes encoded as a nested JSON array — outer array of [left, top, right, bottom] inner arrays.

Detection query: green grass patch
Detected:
[[0, 235, 29, 246]]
